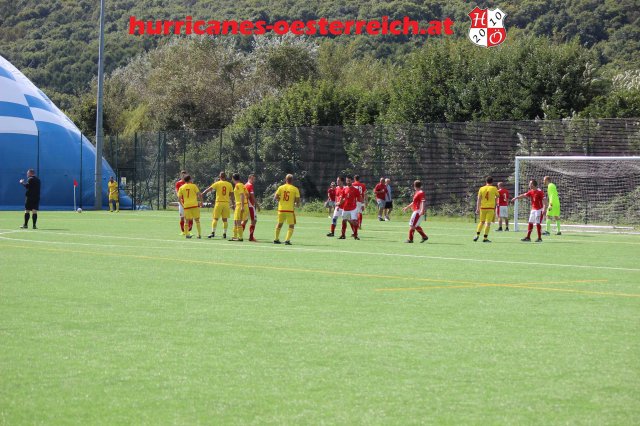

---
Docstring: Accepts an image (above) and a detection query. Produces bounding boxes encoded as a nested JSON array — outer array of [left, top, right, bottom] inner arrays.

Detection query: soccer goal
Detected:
[[513, 156, 640, 232]]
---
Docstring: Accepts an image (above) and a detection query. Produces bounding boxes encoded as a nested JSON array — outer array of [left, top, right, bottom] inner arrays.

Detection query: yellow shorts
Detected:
[[213, 202, 230, 219], [234, 206, 249, 221], [109, 196, 119, 201], [277, 211, 296, 225], [184, 207, 201, 220], [479, 209, 495, 223]]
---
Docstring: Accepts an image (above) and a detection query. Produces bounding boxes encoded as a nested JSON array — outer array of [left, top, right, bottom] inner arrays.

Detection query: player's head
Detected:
[[336, 176, 343, 186], [543, 176, 551, 186], [184, 175, 191, 183], [354, 174, 360, 182], [180, 170, 186, 179], [485, 176, 494, 184], [414, 180, 422, 189], [529, 179, 538, 189], [27, 169, 35, 177], [497, 182, 504, 189], [385, 178, 390, 184], [232, 173, 241, 183], [248, 174, 255, 184], [285, 174, 293, 184], [219, 171, 226, 180], [379, 178, 384, 184], [109, 176, 115, 182], [345, 175, 353, 185], [330, 181, 335, 187]]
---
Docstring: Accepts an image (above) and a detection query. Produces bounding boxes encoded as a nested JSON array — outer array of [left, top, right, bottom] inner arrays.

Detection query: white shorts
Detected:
[[342, 208, 358, 221], [356, 201, 364, 213], [409, 211, 424, 228], [376, 199, 385, 209], [179, 203, 184, 216], [499, 206, 508, 218], [326, 201, 336, 208], [332, 206, 343, 219], [529, 209, 543, 224]]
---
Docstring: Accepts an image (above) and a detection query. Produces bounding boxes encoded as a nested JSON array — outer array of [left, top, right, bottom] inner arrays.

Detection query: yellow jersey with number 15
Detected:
[[210, 180, 233, 203], [178, 183, 200, 209], [478, 185, 499, 209], [276, 184, 300, 212]]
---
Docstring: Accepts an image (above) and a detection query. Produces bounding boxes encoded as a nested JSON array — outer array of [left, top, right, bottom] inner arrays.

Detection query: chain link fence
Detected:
[[103, 118, 640, 219]]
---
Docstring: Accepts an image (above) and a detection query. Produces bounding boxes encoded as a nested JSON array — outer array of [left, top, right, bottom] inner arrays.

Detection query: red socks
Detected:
[[180, 218, 185, 232], [249, 224, 255, 238], [416, 227, 427, 238], [358, 213, 363, 228], [527, 223, 533, 238], [536, 224, 542, 239], [408, 229, 415, 241], [350, 222, 358, 237], [330, 224, 336, 233], [341, 221, 347, 237]]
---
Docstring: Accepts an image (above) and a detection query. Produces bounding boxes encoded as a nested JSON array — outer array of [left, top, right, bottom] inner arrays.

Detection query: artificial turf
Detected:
[[1, 210, 638, 424]]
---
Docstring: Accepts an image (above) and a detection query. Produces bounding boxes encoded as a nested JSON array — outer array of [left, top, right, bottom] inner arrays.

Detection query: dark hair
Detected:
[[531, 179, 538, 187], [354, 174, 360, 181], [219, 171, 226, 179], [345, 175, 353, 180], [232, 173, 240, 181], [486, 176, 493, 184], [414, 180, 422, 188], [184, 175, 191, 182]]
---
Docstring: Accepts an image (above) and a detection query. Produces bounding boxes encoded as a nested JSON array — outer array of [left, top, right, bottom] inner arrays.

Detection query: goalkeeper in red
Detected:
[[543, 176, 561, 236], [474, 176, 499, 242], [512, 179, 547, 242]]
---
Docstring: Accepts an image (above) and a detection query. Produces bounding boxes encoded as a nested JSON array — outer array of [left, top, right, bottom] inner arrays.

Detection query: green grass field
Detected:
[[1, 210, 639, 424]]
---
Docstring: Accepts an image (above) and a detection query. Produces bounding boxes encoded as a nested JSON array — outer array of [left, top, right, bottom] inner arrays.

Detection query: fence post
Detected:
[[133, 132, 138, 211], [79, 132, 83, 209], [163, 132, 167, 210], [253, 128, 258, 173], [157, 131, 161, 210], [219, 129, 223, 171]]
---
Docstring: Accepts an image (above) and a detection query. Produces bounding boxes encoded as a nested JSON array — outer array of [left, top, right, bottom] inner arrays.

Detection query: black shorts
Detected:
[[25, 198, 40, 211], [385, 201, 393, 209]]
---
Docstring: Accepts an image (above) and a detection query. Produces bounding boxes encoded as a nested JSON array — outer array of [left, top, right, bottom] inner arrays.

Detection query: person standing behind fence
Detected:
[[19, 169, 40, 229], [175, 170, 188, 235], [374, 178, 387, 221], [108, 176, 119, 213], [326, 181, 336, 218], [384, 178, 393, 221]]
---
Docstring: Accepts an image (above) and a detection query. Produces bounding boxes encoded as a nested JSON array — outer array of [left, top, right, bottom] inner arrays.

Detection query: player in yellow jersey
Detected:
[[474, 176, 500, 242], [230, 173, 249, 241], [108, 176, 119, 212], [202, 171, 233, 239], [177, 175, 203, 239], [274, 174, 301, 245]]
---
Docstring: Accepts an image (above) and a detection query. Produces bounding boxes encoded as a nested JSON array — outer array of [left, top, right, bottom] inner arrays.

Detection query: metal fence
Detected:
[[103, 118, 640, 215]]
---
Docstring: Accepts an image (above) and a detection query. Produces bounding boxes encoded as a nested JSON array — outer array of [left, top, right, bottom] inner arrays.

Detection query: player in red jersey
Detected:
[[511, 179, 547, 242], [497, 182, 510, 231], [326, 181, 336, 218], [374, 178, 387, 221], [352, 174, 367, 229], [175, 170, 190, 235], [243, 174, 259, 242], [402, 180, 429, 243], [327, 177, 344, 237], [338, 176, 360, 240]]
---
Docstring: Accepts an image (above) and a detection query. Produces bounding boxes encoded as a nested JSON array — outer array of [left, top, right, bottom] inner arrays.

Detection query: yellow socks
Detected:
[[275, 226, 282, 241], [285, 228, 294, 241]]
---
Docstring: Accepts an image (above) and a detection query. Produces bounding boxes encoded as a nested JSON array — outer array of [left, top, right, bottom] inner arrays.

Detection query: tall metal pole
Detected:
[[94, 0, 106, 210]]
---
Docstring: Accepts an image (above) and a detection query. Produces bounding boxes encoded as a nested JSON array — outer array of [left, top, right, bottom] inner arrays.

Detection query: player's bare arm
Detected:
[[475, 194, 481, 214]]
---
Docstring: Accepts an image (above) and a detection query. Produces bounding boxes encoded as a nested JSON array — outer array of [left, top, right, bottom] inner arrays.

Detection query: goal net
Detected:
[[514, 156, 640, 232]]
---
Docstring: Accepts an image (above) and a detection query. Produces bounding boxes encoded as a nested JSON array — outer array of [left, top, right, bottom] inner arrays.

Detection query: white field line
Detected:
[[1, 231, 639, 273]]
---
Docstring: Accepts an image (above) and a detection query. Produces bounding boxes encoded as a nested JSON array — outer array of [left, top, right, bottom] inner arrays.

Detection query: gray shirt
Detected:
[[385, 184, 392, 202]]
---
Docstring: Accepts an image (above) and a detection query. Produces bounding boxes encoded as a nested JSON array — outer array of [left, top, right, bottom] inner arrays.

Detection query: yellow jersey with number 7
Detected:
[[276, 184, 300, 212], [178, 183, 200, 209], [478, 185, 499, 209]]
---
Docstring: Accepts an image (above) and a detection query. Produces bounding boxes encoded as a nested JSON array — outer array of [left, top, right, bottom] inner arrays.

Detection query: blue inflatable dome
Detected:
[[0, 54, 131, 210]]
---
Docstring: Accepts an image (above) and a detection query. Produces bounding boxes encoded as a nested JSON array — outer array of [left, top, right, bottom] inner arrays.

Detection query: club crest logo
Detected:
[[468, 7, 507, 48]]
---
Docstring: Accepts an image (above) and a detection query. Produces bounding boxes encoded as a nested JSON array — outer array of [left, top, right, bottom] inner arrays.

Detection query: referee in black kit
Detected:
[[20, 169, 41, 229]]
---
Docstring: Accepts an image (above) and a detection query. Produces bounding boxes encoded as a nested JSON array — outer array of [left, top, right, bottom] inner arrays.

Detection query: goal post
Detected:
[[513, 156, 640, 232]]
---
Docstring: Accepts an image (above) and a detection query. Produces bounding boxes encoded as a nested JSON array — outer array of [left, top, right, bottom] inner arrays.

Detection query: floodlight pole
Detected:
[[94, 0, 106, 210]]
